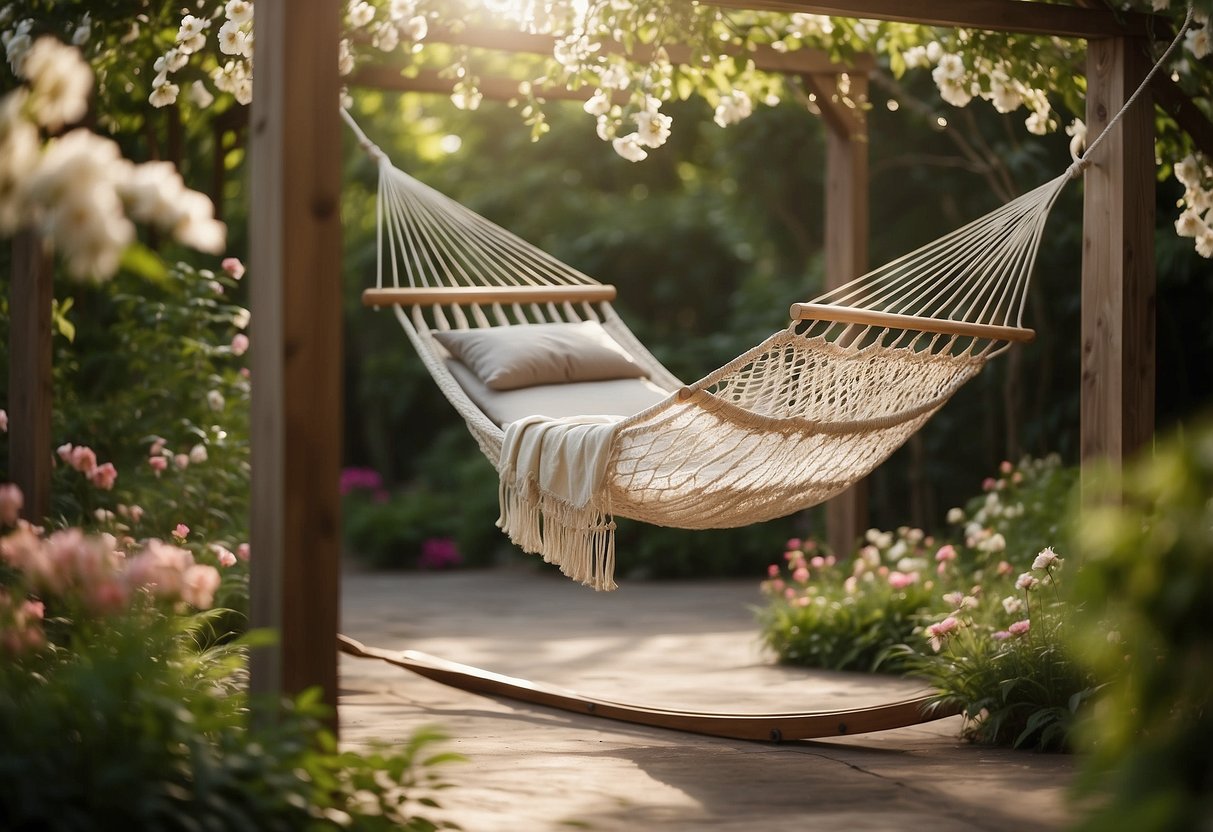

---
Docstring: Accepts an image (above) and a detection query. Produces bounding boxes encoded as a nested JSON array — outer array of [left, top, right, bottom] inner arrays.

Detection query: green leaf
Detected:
[[120, 242, 170, 284]]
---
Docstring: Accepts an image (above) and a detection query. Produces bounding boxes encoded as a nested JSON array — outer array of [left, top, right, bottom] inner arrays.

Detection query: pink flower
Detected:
[[999, 460, 1013, 475], [796, 596, 810, 607], [128, 505, 144, 524], [1008, 619, 1030, 636], [150, 437, 167, 456], [236, 542, 250, 561], [172, 524, 189, 541], [784, 587, 797, 601], [785, 538, 802, 552], [57, 443, 74, 462], [148, 456, 168, 475], [22, 599, 45, 620], [887, 570, 919, 589], [996, 560, 1013, 576], [69, 445, 97, 474], [810, 556, 825, 569], [0, 483, 23, 525], [1032, 547, 1061, 571], [88, 462, 118, 490], [183, 562, 224, 608], [767, 563, 780, 578], [1015, 572, 1039, 591], [925, 616, 960, 651], [792, 566, 810, 583], [992, 630, 1012, 641], [0, 409, 7, 432], [934, 544, 957, 562], [768, 578, 785, 593], [221, 257, 245, 280], [174, 453, 189, 470], [217, 549, 237, 568], [124, 539, 194, 600], [982, 477, 997, 491], [231, 333, 249, 356]]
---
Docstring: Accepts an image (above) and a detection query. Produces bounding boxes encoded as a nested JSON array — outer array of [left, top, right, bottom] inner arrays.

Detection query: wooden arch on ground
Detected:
[[5, 0, 1209, 737]]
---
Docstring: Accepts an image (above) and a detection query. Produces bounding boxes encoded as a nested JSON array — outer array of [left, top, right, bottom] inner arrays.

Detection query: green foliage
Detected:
[[902, 556, 1096, 751], [757, 532, 935, 673], [0, 527, 461, 832], [1069, 419, 1213, 831]]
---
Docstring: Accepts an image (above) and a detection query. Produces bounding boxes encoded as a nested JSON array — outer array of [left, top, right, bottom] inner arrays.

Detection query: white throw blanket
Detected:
[[497, 414, 623, 591]]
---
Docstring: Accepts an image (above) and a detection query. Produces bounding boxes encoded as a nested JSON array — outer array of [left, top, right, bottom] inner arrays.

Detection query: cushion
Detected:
[[432, 321, 645, 391], [447, 359, 671, 427]]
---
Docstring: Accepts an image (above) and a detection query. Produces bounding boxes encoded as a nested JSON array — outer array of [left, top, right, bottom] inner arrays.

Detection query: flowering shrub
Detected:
[[758, 532, 935, 672], [0, 505, 460, 831], [903, 548, 1096, 750]]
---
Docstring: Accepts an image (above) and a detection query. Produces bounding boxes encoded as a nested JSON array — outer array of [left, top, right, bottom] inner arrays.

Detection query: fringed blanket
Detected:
[[497, 414, 622, 591]]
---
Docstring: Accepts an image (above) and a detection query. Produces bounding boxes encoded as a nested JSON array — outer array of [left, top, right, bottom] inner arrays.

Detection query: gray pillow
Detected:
[[432, 321, 645, 391]]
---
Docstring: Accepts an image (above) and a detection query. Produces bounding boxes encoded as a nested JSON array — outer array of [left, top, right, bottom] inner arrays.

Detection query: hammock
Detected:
[[341, 6, 1189, 591]]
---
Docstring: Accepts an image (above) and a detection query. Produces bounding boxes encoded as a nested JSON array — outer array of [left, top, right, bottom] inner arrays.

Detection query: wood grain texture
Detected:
[[339, 635, 961, 741], [248, 0, 344, 727], [8, 231, 53, 523], [1081, 36, 1155, 468], [363, 285, 617, 307]]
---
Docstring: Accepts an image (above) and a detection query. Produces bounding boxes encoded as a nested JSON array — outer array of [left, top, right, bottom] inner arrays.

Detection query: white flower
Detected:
[[189, 444, 208, 464], [634, 109, 671, 148], [234, 77, 252, 105], [1185, 26, 1210, 60], [154, 48, 189, 75], [218, 20, 251, 57], [599, 64, 629, 90], [188, 80, 214, 108], [149, 81, 179, 108], [946, 507, 965, 524], [1066, 118, 1087, 159], [118, 160, 184, 221], [936, 77, 972, 108], [987, 77, 1022, 114], [1175, 208, 1208, 238], [583, 89, 611, 117], [1025, 110, 1050, 135], [22, 38, 93, 131], [402, 15, 427, 42], [172, 190, 226, 252], [177, 15, 208, 43], [347, 0, 375, 28], [225, 0, 253, 25], [612, 133, 648, 162], [232, 307, 250, 329], [713, 90, 753, 128], [1195, 230, 1213, 258], [207, 390, 225, 411], [1032, 546, 1062, 571], [178, 33, 206, 55], [902, 45, 929, 68], [933, 53, 965, 82], [373, 20, 399, 52], [1002, 596, 1023, 615], [1175, 155, 1203, 189], [389, 0, 415, 21]]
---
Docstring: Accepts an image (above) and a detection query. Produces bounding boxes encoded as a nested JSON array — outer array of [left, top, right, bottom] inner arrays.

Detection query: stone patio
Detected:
[[339, 565, 1075, 831]]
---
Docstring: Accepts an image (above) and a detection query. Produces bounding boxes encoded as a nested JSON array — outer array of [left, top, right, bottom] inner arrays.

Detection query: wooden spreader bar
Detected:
[[363, 284, 618, 307], [338, 635, 960, 742], [789, 302, 1036, 343]]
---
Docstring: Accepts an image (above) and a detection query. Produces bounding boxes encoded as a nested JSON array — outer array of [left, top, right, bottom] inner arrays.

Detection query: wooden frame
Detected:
[[362, 284, 617, 307], [790, 302, 1037, 343]]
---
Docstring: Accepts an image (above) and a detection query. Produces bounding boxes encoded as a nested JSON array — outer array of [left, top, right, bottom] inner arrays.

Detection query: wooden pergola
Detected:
[[7, 0, 1192, 726]]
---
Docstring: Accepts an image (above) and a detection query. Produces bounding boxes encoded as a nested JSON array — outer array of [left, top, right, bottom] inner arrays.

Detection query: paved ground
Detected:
[[339, 565, 1076, 831]]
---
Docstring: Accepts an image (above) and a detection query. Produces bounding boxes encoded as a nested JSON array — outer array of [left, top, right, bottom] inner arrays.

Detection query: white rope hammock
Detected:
[[343, 6, 1192, 589]]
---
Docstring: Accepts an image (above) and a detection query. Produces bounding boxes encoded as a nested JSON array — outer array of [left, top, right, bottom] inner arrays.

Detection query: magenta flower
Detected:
[[418, 537, 462, 570], [785, 538, 802, 552], [1008, 619, 1030, 636], [766, 563, 780, 578], [339, 466, 383, 495], [221, 257, 245, 280]]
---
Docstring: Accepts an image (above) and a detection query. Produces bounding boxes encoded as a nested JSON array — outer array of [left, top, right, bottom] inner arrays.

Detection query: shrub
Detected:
[[0, 515, 461, 831], [1069, 421, 1213, 830]]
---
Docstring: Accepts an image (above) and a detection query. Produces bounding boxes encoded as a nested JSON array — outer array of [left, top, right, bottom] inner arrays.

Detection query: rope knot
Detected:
[[1066, 158, 1090, 180]]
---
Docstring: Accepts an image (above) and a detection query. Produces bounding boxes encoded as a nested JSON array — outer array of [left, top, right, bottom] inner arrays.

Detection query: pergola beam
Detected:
[[708, 0, 1153, 38]]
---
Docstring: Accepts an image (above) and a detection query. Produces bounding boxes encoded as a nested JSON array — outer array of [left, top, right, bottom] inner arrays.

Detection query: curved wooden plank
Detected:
[[338, 635, 960, 742], [789, 302, 1036, 343]]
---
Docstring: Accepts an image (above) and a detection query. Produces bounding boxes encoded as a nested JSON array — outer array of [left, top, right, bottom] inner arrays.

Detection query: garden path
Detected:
[[340, 565, 1075, 831]]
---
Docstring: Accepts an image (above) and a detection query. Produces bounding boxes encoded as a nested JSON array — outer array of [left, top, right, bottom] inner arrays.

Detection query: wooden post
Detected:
[[248, 0, 344, 726], [8, 231, 53, 522], [1081, 36, 1155, 469], [807, 72, 871, 556]]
